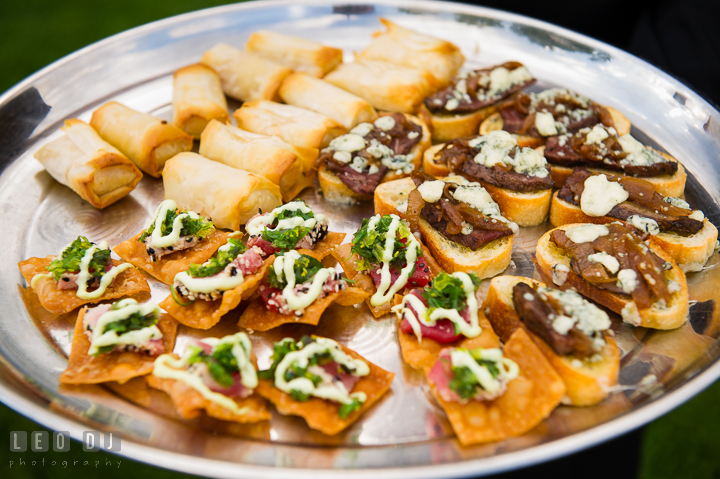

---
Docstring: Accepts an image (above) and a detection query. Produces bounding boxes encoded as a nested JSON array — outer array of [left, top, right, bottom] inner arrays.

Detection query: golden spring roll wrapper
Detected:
[[233, 100, 346, 149], [172, 63, 230, 139], [90, 102, 192, 177], [201, 43, 292, 102], [324, 59, 438, 113], [245, 30, 343, 78], [359, 18, 464, 87], [34, 119, 142, 209], [279, 72, 377, 129], [199, 120, 317, 201], [162, 152, 283, 230]]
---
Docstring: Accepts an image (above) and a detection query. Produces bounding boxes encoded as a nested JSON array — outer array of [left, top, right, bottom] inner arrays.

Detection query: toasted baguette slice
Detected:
[[549, 191, 718, 272], [426, 103, 499, 143], [422, 144, 551, 226], [479, 105, 631, 146], [483, 275, 620, 406], [374, 176, 512, 279], [318, 112, 430, 204], [535, 224, 689, 330], [538, 146, 687, 198]]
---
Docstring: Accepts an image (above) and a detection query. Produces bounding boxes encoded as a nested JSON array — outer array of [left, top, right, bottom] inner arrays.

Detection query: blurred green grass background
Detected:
[[1, 1, 719, 478]]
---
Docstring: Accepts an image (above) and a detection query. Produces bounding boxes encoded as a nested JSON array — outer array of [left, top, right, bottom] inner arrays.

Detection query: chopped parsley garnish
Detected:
[[260, 202, 315, 251], [266, 254, 324, 289], [187, 342, 239, 388], [447, 349, 501, 400], [140, 208, 214, 243], [350, 216, 419, 271], [338, 397, 363, 419], [422, 272, 480, 313], [92, 307, 159, 356], [187, 238, 246, 278], [258, 336, 314, 380], [47, 236, 111, 281]]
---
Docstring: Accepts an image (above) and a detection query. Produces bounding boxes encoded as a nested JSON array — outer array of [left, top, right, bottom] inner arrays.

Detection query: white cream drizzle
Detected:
[[273, 250, 334, 312], [246, 201, 326, 237], [449, 349, 519, 394], [87, 299, 162, 355], [149, 199, 199, 248], [76, 242, 132, 300]]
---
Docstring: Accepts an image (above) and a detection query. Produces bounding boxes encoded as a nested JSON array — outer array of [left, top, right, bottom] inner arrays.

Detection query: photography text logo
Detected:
[[9, 431, 122, 469]]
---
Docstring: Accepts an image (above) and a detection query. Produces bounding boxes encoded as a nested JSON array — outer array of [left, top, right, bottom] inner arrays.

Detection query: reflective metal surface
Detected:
[[1, 0, 720, 477]]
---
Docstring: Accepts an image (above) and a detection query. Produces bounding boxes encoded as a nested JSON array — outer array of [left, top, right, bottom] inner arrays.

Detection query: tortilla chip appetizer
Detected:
[[244, 200, 345, 260], [147, 332, 270, 424], [59, 299, 177, 384], [114, 199, 230, 285], [18, 236, 150, 315], [256, 336, 394, 435], [331, 214, 443, 318], [160, 236, 274, 329], [237, 251, 369, 331], [426, 328, 565, 446], [393, 272, 500, 371]]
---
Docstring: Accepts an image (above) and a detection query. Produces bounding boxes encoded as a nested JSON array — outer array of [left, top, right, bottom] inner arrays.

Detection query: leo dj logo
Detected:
[[9, 431, 121, 452]]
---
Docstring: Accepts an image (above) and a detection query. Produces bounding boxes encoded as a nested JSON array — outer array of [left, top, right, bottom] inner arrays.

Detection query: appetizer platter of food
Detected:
[[2, 1, 720, 477]]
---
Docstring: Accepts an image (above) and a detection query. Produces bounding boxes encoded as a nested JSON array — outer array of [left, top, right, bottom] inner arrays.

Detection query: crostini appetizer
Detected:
[[317, 112, 430, 204], [478, 88, 631, 148], [423, 130, 553, 226], [535, 222, 689, 330], [425, 328, 565, 445], [237, 251, 369, 331], [256, 335, 394, 435], [19, 236, 150, 315], [550, 168, 718, 272], [375, 172, 515, 279], [114, 199, 231, 285], [483, 276, 620, 406], [147, 332, 271, 423], [331, 214, 443, 317], [59, 299, 177, 384], [422, 62, 535, 142]]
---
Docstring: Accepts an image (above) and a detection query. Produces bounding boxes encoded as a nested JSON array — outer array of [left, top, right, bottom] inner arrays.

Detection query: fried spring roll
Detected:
[[359, 18, 464, 87], [199, 120, 317, 201], [90, 102, 192, 177], [233, 100, 345, 149], [279, 72, 377, 129], [172, 63, 230, 139], [34, 119, 142, 209], [201, 43, 292, 102], [162, 152, 282, 230], [324, 60, 438, 113], [245, 30, 343, 77]]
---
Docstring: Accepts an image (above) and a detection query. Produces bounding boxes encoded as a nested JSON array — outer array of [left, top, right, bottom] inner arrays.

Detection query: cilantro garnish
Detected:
[[260, 202, 315, 251], [266, 254, 324, 289], [92, 308, 159, 356], [187, 342, 239, 388], [140, 208, 214, 243], [338, 398, 363, 419], [350, 216, 418, 271], [447, 349, 501, 400], [188, 238, 246, 278], [47, 236, 110, 281], [422, 272, 480, 313]]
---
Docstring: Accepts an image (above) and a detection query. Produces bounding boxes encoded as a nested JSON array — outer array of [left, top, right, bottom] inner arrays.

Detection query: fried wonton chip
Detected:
[[397, 310, 500, 372], [18, 258, 150, 315], [332, 242, 443, 318], [159, 257, 274, 329], [255, 342, 394, 435], [237, 287, 369, 331], [298, 231, 346, 261], [114, 230, 231, 285], [146, 358, 271, 424], [427, 328, 566, 446], [59, 306, 178, 384]]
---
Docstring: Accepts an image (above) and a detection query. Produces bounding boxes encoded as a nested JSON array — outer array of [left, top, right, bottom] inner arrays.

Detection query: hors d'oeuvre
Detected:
[[331, 214, 443, 318], [256, 336, 394, 435], [375, 172, 516, 279], [550, 168, 718, 272], [59, 299, 177, 384], [147, 332, 270, 423], [425, 328, 565, 445], [421, 62, 535, 142], [422, 130, 553, 226], [483, 276, 620, 406], [159, 235, 274, 329], [244, 200, 345, 261], [535, 223, 689, 330], [237, 251, 368, 331], [18, 236, 150, 315], [541, 123, 686, 197], [393, 272, 500, 371], [316, 112, 430, 204], [478, 87, 631, 148], [114, 199, 231, 285]]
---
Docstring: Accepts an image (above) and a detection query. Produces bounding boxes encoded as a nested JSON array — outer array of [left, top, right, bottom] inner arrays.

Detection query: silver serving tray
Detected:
[[2, 1, 720, 477]]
